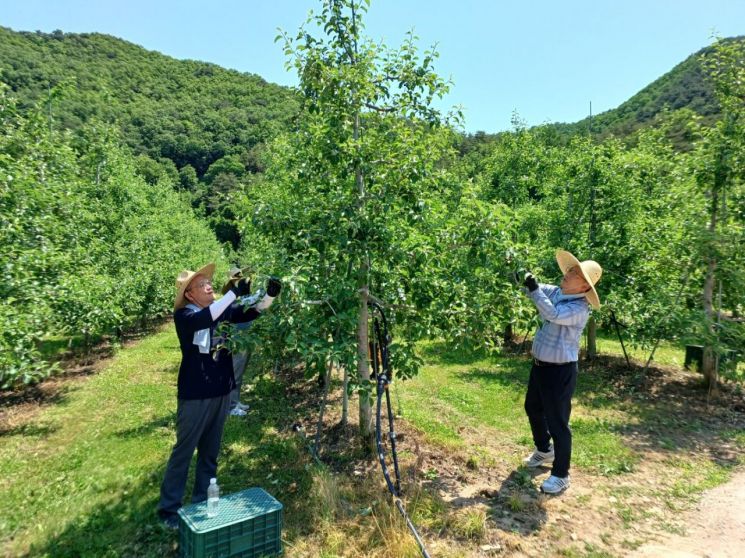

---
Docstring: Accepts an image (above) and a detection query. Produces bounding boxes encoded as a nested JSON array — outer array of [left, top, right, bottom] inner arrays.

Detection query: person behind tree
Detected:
[[157, 263, 281, 529], [521, 249, 602, 494], [219, 266, 273, 417]]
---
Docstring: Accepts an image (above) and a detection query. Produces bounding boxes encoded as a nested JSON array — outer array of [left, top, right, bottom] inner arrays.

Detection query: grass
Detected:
[[398, 343, 527, 446], [592, 329, 684, 367], [37, 333, 108, 360], [1, 328, 180, 556], [0, 324, 315, 557], [506, 493, 526, 512], [396, 337, 743, 552], [1, 324, 458, 558], [398, 340, 639, 476], [448, 508, 487, 540], [2, 325, 743, 557], [593, 329, 745, 377]]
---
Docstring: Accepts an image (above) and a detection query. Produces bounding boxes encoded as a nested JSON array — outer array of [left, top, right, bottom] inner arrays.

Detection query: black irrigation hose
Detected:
[[370, 301, 431, 558]]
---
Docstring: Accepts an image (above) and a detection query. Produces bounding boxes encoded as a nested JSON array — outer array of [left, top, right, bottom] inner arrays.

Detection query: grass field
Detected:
[[0, 326, 319, 557], [1, 325, 743, 557]]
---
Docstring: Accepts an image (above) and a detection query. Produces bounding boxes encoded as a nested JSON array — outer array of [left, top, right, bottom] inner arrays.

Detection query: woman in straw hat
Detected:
[[157, 263, 281, 529], [521, 250, 602, 495]]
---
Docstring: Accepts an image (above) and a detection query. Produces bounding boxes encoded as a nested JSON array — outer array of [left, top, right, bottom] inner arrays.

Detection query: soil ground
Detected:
[[629, 469, 745, 558]]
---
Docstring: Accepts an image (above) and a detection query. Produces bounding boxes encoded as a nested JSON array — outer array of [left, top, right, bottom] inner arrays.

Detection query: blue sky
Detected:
[[2, 0, 744, 133]]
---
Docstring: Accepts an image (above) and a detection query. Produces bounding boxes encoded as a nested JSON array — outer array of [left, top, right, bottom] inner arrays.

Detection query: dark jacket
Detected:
[[173, 302, 260, 400]]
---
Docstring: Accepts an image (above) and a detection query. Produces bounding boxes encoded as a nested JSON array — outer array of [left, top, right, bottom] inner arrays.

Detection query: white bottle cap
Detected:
[[210, 478, 217, 484]]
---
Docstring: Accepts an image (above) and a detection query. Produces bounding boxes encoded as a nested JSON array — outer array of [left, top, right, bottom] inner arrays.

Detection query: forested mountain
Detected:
[[460, 37, 744, 154], [551, 39, 743, 140], [3, 27, 738, 165], [0, 26, 300, 177], [0, 26, 304, 248]]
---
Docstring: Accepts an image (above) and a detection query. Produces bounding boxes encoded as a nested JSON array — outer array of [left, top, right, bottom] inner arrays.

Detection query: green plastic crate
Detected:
[[178, 487, 283, 558]]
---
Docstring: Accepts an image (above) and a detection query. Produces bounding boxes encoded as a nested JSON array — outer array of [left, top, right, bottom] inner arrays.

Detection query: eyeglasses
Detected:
[[188, 280, 213, 291], [565, 267, 590, 284]]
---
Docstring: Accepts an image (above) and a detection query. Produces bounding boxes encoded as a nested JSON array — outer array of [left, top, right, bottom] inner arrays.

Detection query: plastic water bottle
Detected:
[[207, 478, 219, 517]]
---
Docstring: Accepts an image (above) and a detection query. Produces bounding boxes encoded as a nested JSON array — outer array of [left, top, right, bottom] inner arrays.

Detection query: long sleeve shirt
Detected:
[[173, 296, 261, 400], [527, 284, 590, 364]]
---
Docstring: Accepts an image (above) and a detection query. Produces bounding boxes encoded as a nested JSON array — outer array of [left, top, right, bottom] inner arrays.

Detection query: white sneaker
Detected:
[[541, 475, 570, 494], [229, 407, 247, 417], [236, 402, 250, 411], [523, 447, 554, 468]]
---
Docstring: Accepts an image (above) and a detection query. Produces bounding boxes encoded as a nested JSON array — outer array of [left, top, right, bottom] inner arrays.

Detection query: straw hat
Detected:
[[173, 263, 215, 310], [555, 250, 602, 309], [220, 266, 252, 295]]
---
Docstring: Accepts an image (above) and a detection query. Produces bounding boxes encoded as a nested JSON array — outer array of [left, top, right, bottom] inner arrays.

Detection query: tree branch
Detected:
[[364, 102, 395, 113], [367, 291, 417, 312]]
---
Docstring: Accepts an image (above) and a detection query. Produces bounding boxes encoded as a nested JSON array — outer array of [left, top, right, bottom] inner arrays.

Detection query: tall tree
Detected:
[[696, 37, 745, 393], [260, 0, 456, 446]]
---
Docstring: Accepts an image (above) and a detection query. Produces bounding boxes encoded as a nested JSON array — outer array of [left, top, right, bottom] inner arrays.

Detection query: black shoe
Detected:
[[159, 513, 179, 530]]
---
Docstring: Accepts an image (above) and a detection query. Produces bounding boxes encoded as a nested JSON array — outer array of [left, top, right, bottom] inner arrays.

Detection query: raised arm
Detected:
[[528, 289, 590, 326]]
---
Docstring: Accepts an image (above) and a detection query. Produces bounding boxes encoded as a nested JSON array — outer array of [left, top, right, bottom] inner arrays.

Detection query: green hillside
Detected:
[[460, 37, 743, 154], [3, 27, 740, 163], [0, 27, 300, 176], [554, 41, 733, 139]]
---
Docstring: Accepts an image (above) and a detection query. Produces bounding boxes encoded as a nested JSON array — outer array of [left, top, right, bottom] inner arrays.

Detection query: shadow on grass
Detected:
[[28, 374, 319, 557], [419, 341, 492, 365], [454, 360, 530, 388], [1, 321, 173, 417], [24, 466, 178, 558], [487, 467, 548, 535], [0, 365, 97, 416], [450, 347, 745, 471], [438, 466, 548, 536], [113, 414, 174, 440], [581, 356, 745, 468], [0, 422, 59, 438], [37, 333, 107, 360]]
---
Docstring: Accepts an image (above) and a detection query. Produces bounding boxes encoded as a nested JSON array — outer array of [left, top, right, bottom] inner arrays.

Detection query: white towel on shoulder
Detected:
[[186, 303, 210, 354]]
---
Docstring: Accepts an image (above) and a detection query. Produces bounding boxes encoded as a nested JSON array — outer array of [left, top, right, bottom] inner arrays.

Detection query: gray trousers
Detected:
[[229, 351, 249, 409], [158, 395, 230, 516]]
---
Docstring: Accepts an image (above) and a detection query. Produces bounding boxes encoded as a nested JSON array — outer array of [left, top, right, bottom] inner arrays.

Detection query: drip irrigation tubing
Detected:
[[370, 301, 431, 558]]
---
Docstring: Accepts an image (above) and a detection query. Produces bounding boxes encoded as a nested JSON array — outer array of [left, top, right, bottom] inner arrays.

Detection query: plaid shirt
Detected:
[[527, 284, 590, 363]]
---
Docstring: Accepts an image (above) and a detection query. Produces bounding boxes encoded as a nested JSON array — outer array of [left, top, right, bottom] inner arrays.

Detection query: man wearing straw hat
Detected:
[[522, 249, 602, 494], [157, 263, 281, 529]]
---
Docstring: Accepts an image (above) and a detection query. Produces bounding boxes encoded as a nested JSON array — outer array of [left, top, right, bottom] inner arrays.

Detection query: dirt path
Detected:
[[630, 470, 745, 558]]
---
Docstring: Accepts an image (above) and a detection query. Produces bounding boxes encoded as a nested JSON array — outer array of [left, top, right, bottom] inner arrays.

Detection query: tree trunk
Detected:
[[502, 323, 513, 347], [702, 257, 719, 395], [357, 261, 374, 451], [341, 365, 349, 427], [702, 165, 721, 396], [586, 316, 597, 360], [313, 357, 334, 459], [353, 106, 374, 451]]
